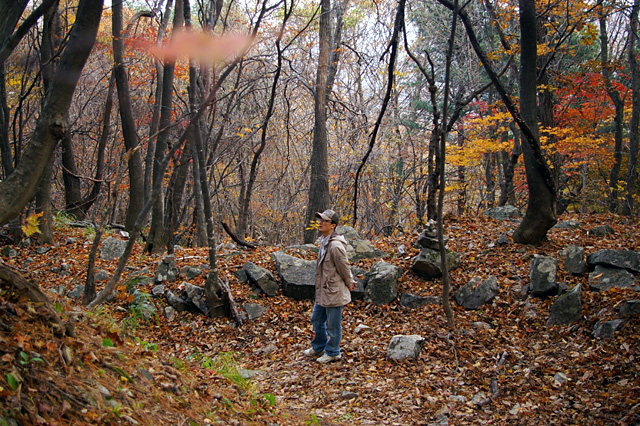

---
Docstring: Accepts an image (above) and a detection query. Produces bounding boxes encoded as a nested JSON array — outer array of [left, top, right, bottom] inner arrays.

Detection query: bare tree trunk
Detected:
[[145, 0, 174, 205], [34, 0, 61, 244], [113, 0, 146, 231], [624, 0, 640, 216], [456, 130, 466, 215], [436, 0, 458, 330], [0, 0, 29, 177], [498, 123, 520, 206], [147, 0, 184, 253], [0, 0, 104, 226], [304, 0, 333, 243], [599, 14, 625, 213], [511, 0, 557, 242]]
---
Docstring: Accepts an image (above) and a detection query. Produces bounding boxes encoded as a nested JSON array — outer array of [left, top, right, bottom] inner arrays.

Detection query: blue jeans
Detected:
[[310, 303, 344, 357]]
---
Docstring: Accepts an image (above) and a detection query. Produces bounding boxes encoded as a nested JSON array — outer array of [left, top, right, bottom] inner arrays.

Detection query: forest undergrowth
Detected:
[[1, 212, 639, 425]]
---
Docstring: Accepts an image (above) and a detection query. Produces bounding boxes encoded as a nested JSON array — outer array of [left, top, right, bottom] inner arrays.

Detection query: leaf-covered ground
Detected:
[[1, 213, 639, 425]]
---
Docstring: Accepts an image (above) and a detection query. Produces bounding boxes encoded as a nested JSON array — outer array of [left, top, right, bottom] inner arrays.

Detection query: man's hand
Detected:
[[348, 281, 357, 291]]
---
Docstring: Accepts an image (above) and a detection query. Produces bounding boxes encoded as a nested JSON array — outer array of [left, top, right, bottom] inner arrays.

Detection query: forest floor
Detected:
[[1, 212, 639, 425]]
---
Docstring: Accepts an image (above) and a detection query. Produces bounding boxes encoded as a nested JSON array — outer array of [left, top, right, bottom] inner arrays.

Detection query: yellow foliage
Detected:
[[22, 212, 43, 238]]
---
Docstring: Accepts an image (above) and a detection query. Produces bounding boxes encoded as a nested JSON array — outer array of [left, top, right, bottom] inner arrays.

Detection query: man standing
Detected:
[[302, 209, 356, 363]]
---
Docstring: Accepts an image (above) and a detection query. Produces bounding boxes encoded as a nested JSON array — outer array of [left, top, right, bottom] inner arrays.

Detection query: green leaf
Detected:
[[264, 393, 276, 406], [6, 373, 19, 391], [102, 338, 114, 347]]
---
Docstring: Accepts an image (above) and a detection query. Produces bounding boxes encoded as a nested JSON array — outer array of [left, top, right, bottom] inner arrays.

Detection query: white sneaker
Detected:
[[316, 353, 341, 363], [302, 348, 324, 357]]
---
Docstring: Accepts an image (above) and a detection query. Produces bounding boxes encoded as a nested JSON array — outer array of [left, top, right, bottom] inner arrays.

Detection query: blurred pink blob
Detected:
[[138, 31, 252, 64]]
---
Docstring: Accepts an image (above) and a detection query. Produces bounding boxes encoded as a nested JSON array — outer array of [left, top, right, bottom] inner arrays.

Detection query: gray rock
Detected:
[[530, 255, 558, 297], [182, 266, 203, 279], [166, 290, 200, 313], [387, 335, 425, 360], [244, 262, 279, 296], [620, 300, 640, 317], [588, 225, 615, 237], [400, 293, 441, 309], [67, 285, 85, 299], [0, 247, 17, 257], [191, 297, 209, 316], [417, 232, 448, 250], [336, 225, 361, 240], [243, 303, 267, 321], [588, 265, 637, 291], [36, 246, 51, 255], [234, 267, 249, 283], [411, 248, 460, 280], [553, 372, 568, 385], [593, 319, 625, 339], [483, 205, 521, 220], [123, 275, 152, 293], [183, 282, 204, 300], [164, 306, 177, 321], [546, 284, 582, 326], [347, 239, 387, 262], [100, 237, 127, 261], [272, 251, 316, 300], [131, 289, 152, 305], [364, 261, 403, 305], [454, 276, 499, 310], [94, 269, 110, 282], [564, 245, 586, 275], [151, 284, 166, 297], [155, 255, 178, 282], [586, 249, 640, 274], [137, 302, 158, 320], [350, 266, 367, 300], [496, 235, 510, 246], [554, 220, 581, 229]]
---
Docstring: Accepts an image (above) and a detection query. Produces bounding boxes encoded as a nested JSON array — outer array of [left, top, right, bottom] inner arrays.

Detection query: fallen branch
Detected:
[[221, 222, 257, 249], [219, 276, 243, 327], [0, 261, 63, 331]]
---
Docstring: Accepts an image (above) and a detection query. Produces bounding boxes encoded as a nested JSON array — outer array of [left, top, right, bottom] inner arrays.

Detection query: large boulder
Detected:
[[564, 245, 586, 275], [587, 225, 615, 237], [586, 249, 640, 274], [334, 226, 387, 261], [364, 261, 403, 305], [530, 255, 558, 297], [620, 300, 640, 317], [243, 261, 279, 296], [347, 239, 388, 262], [588, 265, 637, 291], [593, 319, 625, 339], [454, 276, 499, 310], [546, 284, 582, 326], [271, 251, 316, 300], [387, 335, 425, 361], [100, 237, 127, 261], [411, 248, 460, 280], [483, 205, 521, 220]]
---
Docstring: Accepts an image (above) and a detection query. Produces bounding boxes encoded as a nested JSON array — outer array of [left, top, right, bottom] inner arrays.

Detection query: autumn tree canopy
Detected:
[[0, 0, 638, 247]]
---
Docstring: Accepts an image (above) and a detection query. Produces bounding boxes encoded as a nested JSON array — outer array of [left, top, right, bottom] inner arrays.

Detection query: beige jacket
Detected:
[[315, 232, 352, 307]]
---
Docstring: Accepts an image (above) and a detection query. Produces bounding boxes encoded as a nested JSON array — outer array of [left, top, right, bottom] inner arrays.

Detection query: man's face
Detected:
[[318, 219, 334, 235]]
